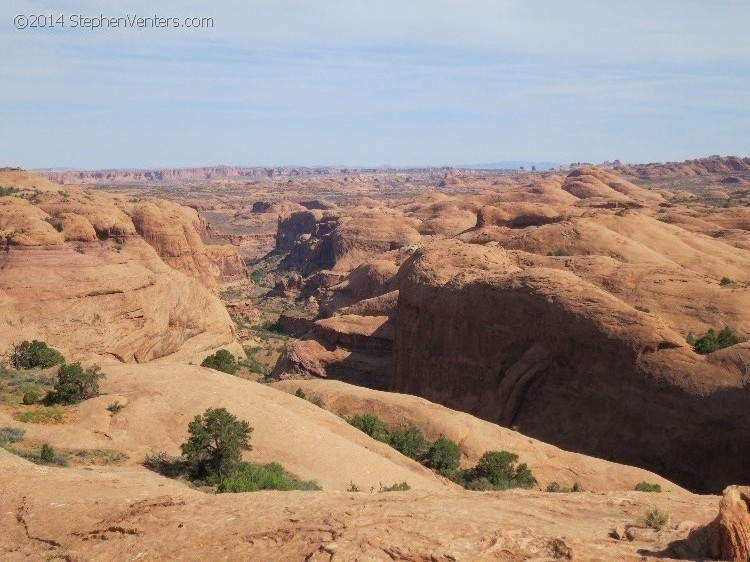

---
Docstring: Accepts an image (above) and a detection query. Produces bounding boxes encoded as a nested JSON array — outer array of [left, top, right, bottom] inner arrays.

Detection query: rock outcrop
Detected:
[[0, 170, 239, 363], [129, 200, 221, 289], [391, 239, 750, 493], [684, 486, 750, 561], [273, 315, 393, 388], [278, 209, 420, 274]]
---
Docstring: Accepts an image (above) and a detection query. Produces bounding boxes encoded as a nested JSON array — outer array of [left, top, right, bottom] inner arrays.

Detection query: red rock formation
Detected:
[[686, 486, 750, 561], [391, 239, 750, 493], [0, 170, 239, 363]]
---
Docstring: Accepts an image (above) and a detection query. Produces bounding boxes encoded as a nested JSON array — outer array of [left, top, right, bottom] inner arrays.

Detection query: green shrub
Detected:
[[250, 268, 266, 286], [424, 437, 461, 474], [388, 426, 429, 460], [379, 481, 410, 492], [466, 451, 537, 490], [0, 426, 25, 445], [634, 481, 662, 493], [47, 363, 104, 405], [634, 305, 650, 313], [720, 276, 735, 287], [295, 388, 306, 399], [40, 443, 56, 463], [243, 346, 271, 376], [181, 407, 252, 484], [350, 413, 389, 442], [11, 340, 65, 369], [22, 389, 39, 405], [641, 506, 669, 530], [107, 401, 124, 415], [15, 406, 64, 424], [201, 349, 238, 374], [693, 326, 743, 354], [546, 481, 581, 493], [546, 248, 570, 257], [218, 461, 321, 493], [43, 216, 63, 232]]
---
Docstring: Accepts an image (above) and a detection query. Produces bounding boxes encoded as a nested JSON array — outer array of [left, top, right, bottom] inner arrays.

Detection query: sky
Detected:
[[1, 0, 749, 169]]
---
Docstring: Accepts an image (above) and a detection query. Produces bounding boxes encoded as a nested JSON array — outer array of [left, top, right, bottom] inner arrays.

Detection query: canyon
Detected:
[[1, 158, 749, 560]]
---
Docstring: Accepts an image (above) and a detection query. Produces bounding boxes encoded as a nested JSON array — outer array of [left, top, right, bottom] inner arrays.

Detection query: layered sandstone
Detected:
[[391, 239, 750, 493], [0, 170, 239, 363]]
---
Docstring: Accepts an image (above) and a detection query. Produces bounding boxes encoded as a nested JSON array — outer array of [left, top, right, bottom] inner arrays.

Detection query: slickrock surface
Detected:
[[0, 363, 450, 492], [0, 449, 721, 561]]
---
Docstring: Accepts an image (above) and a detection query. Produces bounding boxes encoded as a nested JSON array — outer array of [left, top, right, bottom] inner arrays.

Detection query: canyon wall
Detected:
[[391, 240, 750, 493]]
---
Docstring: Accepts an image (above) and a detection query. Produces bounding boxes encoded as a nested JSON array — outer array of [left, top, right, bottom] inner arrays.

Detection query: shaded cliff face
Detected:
[[276, 209, 420, 274], [0, 170, 238, 363], [273, 315, 393, 389], [392, 240, 750, 493]]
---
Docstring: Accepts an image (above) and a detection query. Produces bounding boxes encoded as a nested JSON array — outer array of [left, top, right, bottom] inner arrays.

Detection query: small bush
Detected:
[[388, 426, 429, 461], [78, 448, 128, 465], [424, 437, 461, 474], [546, 481, 581, 493], [201, 349, 238, 375], [546, 248, 570, 257], [641, 506, 669, 530], [40, 443, 56, 463], [218, 462, 320, 493], [11, 340, 65, 370], [720, 276, 735, 287], [15, 406, 64, 424], [347, 481, 360, 492], [466, 451, 537, 490], [43, 216, 63, 232], [22, 389, 39, 405], [294, 387, 325, 408], [107, 401, 124, 415], [693, 326, 744, 355], [243, 346, 271, 376], [308, 395, 325, 408], [350, 413, 389, 442], [634, 305, 650, 313], [635, 481, 662, 493], [0, 426, 25, 445], [47, 363, 104, 405], [379, 481, 410, 492]]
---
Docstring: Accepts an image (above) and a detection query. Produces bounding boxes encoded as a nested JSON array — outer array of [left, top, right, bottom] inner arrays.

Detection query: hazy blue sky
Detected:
[[2, 0, 749, 169]]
